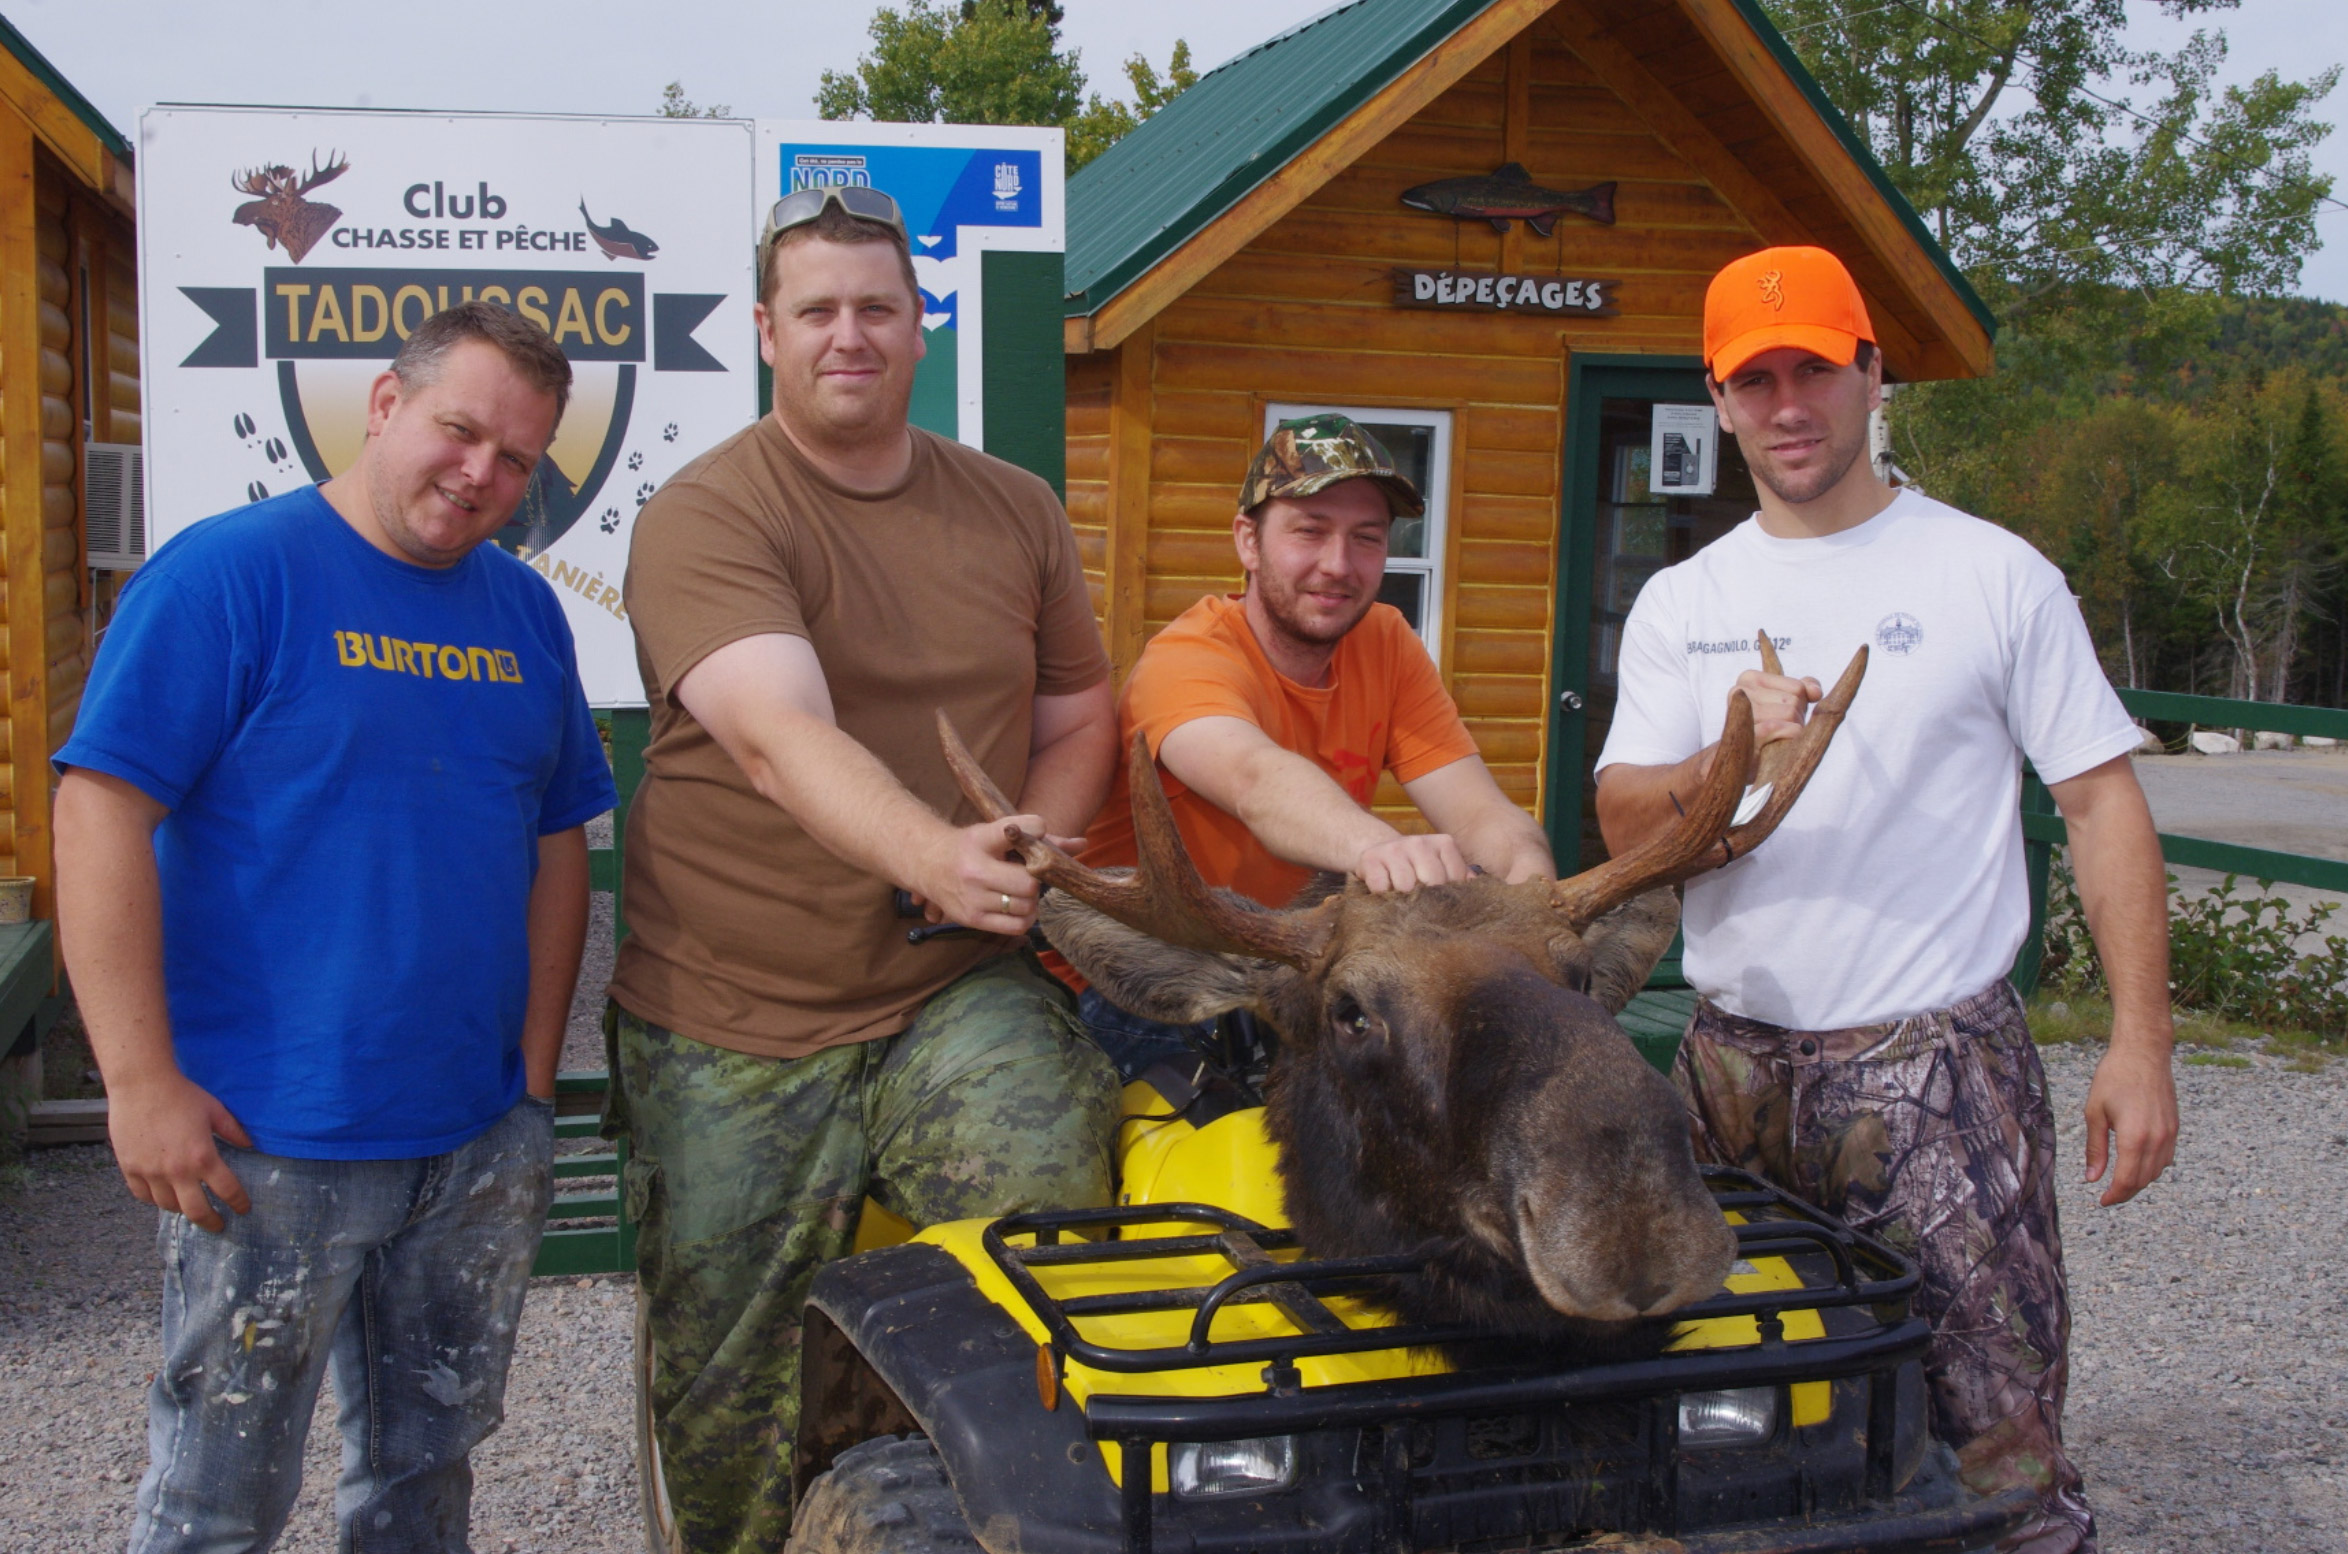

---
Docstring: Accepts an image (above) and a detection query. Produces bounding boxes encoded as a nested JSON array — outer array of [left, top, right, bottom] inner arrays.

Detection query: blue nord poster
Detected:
[[755, 123, 1065, 451]]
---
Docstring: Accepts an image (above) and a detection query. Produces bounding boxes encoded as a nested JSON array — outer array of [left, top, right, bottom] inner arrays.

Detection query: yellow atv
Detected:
[[766, 672, 2031, 1553], [778, 1061, 2035, 1554]]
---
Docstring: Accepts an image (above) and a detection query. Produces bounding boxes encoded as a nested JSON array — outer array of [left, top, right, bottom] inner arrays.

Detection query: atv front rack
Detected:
[[980, 1168, 1940, 1553], [983, 1165, 1919, 1385]]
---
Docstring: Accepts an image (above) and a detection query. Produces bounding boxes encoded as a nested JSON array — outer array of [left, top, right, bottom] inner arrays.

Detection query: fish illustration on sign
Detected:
[[1399, 163, 1615, 234], [580, 201, 660, 261], [230, 151, 348, 263]]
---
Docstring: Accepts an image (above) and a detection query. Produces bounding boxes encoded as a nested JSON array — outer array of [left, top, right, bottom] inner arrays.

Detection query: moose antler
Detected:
[[1732, 632, 1866, 853], [1547, 641, 1866, 929], [299, 150, 349, 194], [230, 165, 285, 196], [936, 711, 1335, 968]]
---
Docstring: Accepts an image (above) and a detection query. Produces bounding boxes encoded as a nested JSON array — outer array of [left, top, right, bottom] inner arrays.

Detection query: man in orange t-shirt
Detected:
[[1071, 414, 1555, 1075]]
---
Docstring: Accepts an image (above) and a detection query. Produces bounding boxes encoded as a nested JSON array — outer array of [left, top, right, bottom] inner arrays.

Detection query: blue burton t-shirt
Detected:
[[58, 487, 616, 1159]]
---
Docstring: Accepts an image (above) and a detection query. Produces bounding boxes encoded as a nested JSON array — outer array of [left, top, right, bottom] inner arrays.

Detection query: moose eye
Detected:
[[1332, 997, 1374, 1038]]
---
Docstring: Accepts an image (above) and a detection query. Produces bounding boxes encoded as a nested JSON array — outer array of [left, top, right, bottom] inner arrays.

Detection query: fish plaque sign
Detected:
[[1400, 164, 1616, 232], [1394, 268, 1621, 316]]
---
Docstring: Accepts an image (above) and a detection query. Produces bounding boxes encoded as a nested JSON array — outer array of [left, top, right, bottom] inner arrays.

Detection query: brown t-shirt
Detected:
[[612, 418, 1109, 1057]]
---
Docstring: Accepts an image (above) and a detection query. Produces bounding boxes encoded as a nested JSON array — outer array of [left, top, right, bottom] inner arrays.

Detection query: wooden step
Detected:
[[25, 1097, 107, 1148]]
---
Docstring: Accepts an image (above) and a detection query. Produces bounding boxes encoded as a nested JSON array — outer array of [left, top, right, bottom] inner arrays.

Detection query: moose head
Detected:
[[230, 151, 349, 264], [940, 640, 1865, 1355]]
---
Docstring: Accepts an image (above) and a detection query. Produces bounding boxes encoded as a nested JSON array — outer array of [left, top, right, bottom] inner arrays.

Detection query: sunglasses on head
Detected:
[[760, 185, 909, 246]]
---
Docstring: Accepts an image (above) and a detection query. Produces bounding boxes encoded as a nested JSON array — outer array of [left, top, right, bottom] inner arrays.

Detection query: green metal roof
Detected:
[[1065, 0, 1489, 315], [1064, 0, 1992, 342], [0, 12, 132, 165]]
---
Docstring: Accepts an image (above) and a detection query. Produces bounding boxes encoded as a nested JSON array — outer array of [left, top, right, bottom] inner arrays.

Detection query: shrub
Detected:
[[2041, 855, 2348, 1038]]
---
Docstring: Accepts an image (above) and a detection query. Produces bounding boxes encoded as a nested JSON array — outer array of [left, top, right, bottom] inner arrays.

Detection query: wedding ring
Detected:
[[1000, 893, 1013, 914]]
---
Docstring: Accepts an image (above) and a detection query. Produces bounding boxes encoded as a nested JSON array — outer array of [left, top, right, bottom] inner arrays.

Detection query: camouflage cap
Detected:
[[1239, 414, 1426, 519]]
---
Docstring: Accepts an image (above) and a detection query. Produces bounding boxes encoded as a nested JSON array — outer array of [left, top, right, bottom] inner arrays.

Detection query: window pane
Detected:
[[1378, 570, 1425, 630], [1611, 442, 1653, 503], [1609, 503, 1668, 558], [1357, 422, 1436, 558]]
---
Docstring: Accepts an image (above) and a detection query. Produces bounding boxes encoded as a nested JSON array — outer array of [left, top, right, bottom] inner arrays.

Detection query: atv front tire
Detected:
[[786, 1434, 984, 1554]]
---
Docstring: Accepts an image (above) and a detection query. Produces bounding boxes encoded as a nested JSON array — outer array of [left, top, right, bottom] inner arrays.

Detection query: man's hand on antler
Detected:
[[904, 813, 1070, 934], [1725, 669, 1823, 781]]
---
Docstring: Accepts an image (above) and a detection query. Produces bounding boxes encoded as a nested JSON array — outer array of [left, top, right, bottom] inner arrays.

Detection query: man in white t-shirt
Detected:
[[1595, 245, 2177, 1554]]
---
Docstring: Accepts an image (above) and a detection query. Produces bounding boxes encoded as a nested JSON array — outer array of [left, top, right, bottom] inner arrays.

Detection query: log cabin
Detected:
[[0, 18, 136, 1119], [1059, 0, 1994, 869]]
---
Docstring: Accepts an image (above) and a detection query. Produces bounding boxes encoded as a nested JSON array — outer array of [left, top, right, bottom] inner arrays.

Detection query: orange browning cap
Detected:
[[1703, 246, 1876, 380]]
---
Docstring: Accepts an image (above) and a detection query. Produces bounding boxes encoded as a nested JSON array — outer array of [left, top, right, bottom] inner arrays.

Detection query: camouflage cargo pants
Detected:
[[604, 954, 1120, 1554], [1674, 978, 2094, 1554]]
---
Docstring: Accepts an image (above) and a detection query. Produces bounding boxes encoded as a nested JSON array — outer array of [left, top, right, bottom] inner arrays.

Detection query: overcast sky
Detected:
[[15, 0, 2344, 302]]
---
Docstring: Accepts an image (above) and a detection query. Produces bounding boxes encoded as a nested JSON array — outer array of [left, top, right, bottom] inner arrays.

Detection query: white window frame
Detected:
[[1261, 402, 1453, 656]]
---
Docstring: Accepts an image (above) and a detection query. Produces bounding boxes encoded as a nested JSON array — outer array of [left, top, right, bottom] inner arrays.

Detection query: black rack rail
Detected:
[[983, 1165, 1918, 1384], [980, 1167, 1936, 1554]]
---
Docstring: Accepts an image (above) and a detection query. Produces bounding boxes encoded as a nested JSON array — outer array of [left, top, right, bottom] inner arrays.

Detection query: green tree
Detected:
[[1761, 0, 2337, 310], [964, 0, 1061, 22], [2135, 372, 2348, 700], [818, 0, 1082, 131], [657, 81, 731, 119], [1065, 41, 1199, 169], [2005, 397, 2183, 688], [817, 0, 1195, 171]]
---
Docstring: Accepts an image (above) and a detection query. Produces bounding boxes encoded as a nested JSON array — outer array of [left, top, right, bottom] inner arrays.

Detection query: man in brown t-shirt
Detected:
[[609, 189, 1119, 1553]]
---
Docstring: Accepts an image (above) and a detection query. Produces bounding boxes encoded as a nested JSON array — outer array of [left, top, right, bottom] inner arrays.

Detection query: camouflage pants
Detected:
[[1674, 979, 2094, 1554], [604, 954, 1120, 1554]]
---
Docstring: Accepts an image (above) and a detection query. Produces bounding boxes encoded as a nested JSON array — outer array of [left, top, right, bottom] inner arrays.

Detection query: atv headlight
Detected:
[[1170, 1435, 1298, 1498], [1678, 1387, 1778, 1448]]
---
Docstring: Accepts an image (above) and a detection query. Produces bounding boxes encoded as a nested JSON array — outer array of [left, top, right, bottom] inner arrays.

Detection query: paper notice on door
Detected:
[[1650, 403, 1718, 497]]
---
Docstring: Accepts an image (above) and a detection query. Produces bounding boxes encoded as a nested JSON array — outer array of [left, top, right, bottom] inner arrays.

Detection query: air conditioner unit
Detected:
[[84, 441, 146, 571]]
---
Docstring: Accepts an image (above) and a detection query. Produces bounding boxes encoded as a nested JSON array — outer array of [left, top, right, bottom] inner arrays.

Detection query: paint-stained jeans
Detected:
[[128, 1094, 554, 1554], [606, 953, 1121, 1554], [1674, 979, 2093, 1554]]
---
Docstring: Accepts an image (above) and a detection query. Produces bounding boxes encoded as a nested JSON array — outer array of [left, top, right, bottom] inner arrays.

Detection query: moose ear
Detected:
[[1040, 885, 1285, 1024], [1578, 888, 1682, 1014]]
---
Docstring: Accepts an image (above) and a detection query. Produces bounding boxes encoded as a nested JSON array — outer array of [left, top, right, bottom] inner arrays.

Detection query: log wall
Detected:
[[0, 108, 132, 908], [1068, 17, 1768, 827]]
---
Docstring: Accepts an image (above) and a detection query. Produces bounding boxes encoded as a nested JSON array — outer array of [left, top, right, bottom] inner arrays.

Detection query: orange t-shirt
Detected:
[[1080, 593, 1482, 911]]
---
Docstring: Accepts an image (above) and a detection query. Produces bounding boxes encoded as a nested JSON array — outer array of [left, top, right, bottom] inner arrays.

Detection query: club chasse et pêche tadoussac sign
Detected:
[[1392, 268, 1621, 316]]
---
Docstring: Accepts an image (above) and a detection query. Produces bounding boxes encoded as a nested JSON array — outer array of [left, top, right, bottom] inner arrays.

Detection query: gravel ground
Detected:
[[1, 1040, 2339, 1552]]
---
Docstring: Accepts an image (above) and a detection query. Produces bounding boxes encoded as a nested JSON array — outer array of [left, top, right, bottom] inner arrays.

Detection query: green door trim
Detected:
[[1545, 353, 1708, 873]]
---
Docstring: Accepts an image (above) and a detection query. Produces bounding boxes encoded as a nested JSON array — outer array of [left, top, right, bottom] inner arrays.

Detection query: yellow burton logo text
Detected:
[[334, 632, 523, 683]]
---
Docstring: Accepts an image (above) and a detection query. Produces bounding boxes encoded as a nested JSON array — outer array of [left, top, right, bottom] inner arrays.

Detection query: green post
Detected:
[[607, 708, 650, 944], [2011, 766, 2056, 998], [980, 249, 1068, 496], [607, 707, 649, 1271]]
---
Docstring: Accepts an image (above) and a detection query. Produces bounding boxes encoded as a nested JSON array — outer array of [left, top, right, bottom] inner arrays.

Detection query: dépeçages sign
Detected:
[[1392, 267, 1620, 316]]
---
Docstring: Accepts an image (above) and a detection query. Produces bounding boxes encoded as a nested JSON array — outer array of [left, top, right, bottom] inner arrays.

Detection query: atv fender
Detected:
[[795, 1241, 1124, 1554]]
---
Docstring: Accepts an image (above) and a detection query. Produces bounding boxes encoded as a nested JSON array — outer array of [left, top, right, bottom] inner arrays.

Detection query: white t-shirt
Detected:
[[1594, 489, 2140, 1030]]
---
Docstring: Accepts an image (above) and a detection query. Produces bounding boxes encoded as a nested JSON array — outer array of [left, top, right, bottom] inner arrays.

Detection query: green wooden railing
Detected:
[[2013, 688, 2348, 997]]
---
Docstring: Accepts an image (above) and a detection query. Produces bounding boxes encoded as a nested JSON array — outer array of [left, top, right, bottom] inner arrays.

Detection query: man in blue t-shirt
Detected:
[[55, 301, 616, 1554]]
